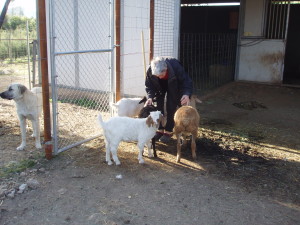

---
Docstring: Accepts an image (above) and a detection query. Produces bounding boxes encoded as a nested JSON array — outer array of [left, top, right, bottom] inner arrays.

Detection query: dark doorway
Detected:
[[179, 1, 240, 93], [283, 4, 300, 85]]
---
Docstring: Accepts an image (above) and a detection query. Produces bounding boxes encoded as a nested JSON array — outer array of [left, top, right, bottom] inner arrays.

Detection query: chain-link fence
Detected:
[[0, 30, 38, 90], [180, 33, 237, 94], [49, 0, 114, 154]]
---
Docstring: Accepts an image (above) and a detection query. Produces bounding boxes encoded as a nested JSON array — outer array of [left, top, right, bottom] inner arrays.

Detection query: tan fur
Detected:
[[146, 115, 154, 127], [158, 114, 163, 126], [173, 106, 200, 163], [0, 84, 43, 150], [146, 114, 162, 128], [188, 95, 202, 108]]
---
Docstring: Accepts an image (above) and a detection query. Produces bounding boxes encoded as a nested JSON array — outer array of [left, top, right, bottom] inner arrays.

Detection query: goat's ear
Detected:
[[146, 115, 154, 127], [139, 96, 147, 104], [192, 95, 202, 103], [195, 97, 202, 104], [158, 114, 163, 123]]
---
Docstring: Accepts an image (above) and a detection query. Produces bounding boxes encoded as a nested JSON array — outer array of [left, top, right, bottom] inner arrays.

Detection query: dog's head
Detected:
[[0, 84, 27, 100], [146, 110, 162, 128]]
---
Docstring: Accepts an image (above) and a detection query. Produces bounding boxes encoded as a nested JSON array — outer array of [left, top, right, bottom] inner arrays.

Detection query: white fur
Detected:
[[0, 84, 43, 150], [110, 97, 146, 117], [98, 111, 162, 165]]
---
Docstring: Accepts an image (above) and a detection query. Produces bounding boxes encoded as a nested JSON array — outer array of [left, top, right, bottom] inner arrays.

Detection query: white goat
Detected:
[[98, 110, 162, 165], [173, 106, 200, 163], [110, 96, 147, 117]]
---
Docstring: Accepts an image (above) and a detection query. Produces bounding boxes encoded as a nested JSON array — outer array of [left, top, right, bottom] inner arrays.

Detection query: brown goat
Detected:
[[173, 106, 200, 163]]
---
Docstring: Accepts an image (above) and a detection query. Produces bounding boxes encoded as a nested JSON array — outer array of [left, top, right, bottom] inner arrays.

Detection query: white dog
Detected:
[[0, 83, 43, 150]]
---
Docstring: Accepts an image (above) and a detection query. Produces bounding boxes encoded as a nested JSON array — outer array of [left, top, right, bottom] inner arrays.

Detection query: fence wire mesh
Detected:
[[0, 32, 38, 89], [153, 0, 180, 57], [50, 0, 113, 153], [180, 33, 237, 93]]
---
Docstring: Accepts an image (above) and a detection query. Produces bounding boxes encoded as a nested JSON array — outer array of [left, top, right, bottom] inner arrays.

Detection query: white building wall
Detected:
[[121, 0, 150, 97], [237, 0, 286, 83], [238, 40, 284, 83]]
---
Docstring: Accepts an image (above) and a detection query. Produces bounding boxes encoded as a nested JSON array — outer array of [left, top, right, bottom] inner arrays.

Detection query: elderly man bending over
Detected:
[[144, 56, 193, 143]]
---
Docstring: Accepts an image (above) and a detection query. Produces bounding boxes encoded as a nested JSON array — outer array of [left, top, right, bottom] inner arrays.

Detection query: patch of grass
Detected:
[[0, 152, 43, 178], [60, 98, 99, 109], [0, 159, 35, 178]]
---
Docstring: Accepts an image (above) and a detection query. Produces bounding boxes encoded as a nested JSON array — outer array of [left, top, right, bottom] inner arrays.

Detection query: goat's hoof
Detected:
[[107, 161, 113, 166], [139, 159, 145, 164], [148, 153, 154, 158], [115, 162, 121, 166]]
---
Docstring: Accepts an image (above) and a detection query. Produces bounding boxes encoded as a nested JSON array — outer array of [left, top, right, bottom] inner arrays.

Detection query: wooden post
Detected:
[[38, 0, 52, 160], [149, 0, 154, 62]]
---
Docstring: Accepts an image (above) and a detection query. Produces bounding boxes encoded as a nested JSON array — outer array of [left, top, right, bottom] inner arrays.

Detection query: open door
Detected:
[[283, 4, 300, 85], [180, 1, 240, 92]]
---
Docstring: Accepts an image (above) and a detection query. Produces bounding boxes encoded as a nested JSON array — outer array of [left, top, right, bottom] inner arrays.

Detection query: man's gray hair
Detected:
[[151, 56, 167, 75]]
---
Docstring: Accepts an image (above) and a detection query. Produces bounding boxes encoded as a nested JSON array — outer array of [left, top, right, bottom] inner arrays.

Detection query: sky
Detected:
[[0, 0, 36, 18]]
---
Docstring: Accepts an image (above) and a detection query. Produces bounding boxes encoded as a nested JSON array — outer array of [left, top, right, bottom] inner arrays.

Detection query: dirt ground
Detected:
[[0, 81, 299, 225]]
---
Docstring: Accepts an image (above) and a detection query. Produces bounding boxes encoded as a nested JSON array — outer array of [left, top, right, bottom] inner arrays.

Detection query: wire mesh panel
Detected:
[[180, 33, 237, 93], [49, 0, 114, 154], [0, 30, 37, 90], [153, 0, 180, 58]]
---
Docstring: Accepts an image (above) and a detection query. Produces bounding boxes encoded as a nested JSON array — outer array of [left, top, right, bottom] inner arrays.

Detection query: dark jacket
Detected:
[[145, 57, 193, 106]]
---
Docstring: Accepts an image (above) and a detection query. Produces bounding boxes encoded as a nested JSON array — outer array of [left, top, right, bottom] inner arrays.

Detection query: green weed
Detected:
[[60, 98, 99, 109], [0, 152, 43, 178]]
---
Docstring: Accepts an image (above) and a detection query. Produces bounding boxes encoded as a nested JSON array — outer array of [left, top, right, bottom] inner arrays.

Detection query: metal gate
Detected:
[[48, 0, 114, 154]]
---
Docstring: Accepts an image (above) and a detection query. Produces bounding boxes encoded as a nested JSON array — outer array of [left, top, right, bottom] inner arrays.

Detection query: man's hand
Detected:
[[144, 98, 153, 107], [180, 95, 190, 106]]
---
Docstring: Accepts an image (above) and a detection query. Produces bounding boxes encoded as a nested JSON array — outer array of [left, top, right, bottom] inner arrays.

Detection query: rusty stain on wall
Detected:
[[260, 52, 284, 82]]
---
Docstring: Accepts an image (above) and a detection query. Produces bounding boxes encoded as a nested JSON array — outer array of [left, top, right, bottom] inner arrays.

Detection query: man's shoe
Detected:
[[154, 132, 163, 141], [160, 134, 172, 143]]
